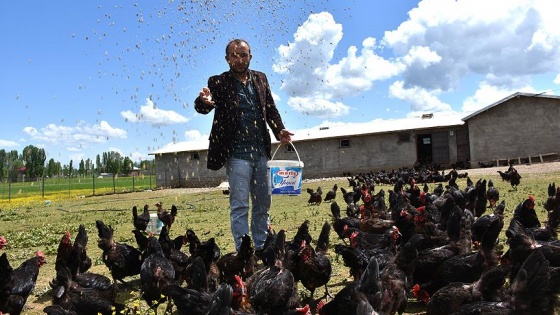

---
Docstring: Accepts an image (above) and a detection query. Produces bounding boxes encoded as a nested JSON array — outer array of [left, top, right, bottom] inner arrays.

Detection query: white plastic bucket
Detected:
[[268, 142, 304, 195], [147, 213, 163, 234]]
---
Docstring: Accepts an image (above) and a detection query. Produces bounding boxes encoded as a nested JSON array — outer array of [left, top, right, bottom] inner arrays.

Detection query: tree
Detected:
[[85, 158, 92, 177], [96, 154, 102, 174], [0, 149, 6, 179], [79, 159, 85, 177], [68, 160, 73, 177], [122, 156, 133, 176], [46, 158, 57, 178], [104, 151, 122, 176], [22, 145, 46, 179]]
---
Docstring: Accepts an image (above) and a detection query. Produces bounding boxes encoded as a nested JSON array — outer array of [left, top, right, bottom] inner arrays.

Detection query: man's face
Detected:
[[226, 42, 251, 75]]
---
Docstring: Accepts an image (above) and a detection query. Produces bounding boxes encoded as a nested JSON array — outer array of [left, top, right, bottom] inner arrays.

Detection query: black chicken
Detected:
[[156, 202, 178, 232], [323, 183, 338, 203], [295, 221, 332, 300], [95, 220, 143, 284], [513, 195, 540, 229], [141, 236, 176, 313], [330, 201, 360, 244], [306, 187, 322, 205], [216, 234, 256, 285], [486, 179, 499, 208], [0, 251, 47, 315], [133, 204, 151, 232], [497, 163, 522, 190], [48, 265, 124, 315]]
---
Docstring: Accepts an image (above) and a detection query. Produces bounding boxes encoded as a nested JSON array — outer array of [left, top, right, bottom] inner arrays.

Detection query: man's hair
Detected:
[[226, 39, 250, 55]]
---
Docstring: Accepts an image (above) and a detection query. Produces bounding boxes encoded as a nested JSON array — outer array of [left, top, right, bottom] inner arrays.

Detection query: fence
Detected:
[[0, 174, 155, 202]]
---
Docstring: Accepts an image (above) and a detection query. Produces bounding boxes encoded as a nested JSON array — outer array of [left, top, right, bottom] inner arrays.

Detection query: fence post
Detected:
[[132, 174, 135, 191], [42, 176, 45, 198], [8, 181, 11, 202], [93, 172, 96, 196]]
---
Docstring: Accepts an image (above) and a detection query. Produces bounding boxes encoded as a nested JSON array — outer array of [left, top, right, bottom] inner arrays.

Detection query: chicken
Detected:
[[497, 163, 521, 190], [0, 236, 6, 249], [156, 202, 178, 232], [158, 226, 189, 281], [323, 183, 338, 203], [0, 251, 47, 315], [330, 201, 360, 244], [48, 265, 124, 315], [164, 283, 243, 315], [246, 231, 301, 314], [95, 220, 143, 284], [317, 256, 380, 315], [513, 195, 540, 229], [295, 222, 332, 300], [425, 264, 511, 315], [451, 249, 555, 314], [216, 234, 256, 285], [69, 224, 92, 276], [133, 204, 151, 232], [486, 179, 499, 208], [306, 187, 322, 205], [141, 235, 175, 313]]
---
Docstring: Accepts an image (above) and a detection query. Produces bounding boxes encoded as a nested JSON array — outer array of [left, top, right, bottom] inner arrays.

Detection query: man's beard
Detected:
[[230, 63, 249, 75]]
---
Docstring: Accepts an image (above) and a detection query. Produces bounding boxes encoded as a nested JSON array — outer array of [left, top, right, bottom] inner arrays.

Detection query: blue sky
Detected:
[[1, 0, 559, 165]]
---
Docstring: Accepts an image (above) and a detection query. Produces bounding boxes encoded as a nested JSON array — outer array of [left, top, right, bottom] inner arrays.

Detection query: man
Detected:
[[194, 38, 293, 252]]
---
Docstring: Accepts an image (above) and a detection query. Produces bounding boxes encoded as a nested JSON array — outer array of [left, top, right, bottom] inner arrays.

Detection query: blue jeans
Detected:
[[225, 155, 271, 251]]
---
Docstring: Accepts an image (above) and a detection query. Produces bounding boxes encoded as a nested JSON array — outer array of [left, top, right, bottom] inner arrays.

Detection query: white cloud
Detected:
[[382, 0, 560, 98], [184, 130, 207, 141], [121, 98, 189, 127], [388, 81, 453, 114], [22, 121, 127, 150], [461, 81, 537, 113], [0, 139, 19, 147], [273, 12, 403, 118], [554, 74, 560, 84]]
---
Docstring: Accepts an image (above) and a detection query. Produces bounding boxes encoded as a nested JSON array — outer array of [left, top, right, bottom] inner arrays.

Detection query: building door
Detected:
[[417, 134, 432, 164]]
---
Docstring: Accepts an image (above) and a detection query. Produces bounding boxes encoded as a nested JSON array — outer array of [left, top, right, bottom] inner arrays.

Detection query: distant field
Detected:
[[0, 175, 155, 201]]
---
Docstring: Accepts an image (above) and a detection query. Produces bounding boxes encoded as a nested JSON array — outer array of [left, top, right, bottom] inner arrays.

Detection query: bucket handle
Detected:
[[271, 141, 302, 164]]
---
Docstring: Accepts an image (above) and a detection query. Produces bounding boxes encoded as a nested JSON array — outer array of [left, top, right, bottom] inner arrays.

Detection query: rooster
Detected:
[[497, 163, 521, 190], [133, 204, 151, 232], [0, 251, 47, 315], [0, 236, 6, 249]]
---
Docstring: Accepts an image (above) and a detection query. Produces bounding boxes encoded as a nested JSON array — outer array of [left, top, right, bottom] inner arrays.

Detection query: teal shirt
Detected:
[[231, 73, 267, 161]]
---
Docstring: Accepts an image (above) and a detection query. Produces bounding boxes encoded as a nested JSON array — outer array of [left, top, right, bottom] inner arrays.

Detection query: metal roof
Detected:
[[150, 112, 465, 155], [461, 92, 560, 121]]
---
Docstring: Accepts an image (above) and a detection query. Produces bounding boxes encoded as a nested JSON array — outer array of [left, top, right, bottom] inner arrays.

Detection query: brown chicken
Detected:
[[0, 251, 47, 315]]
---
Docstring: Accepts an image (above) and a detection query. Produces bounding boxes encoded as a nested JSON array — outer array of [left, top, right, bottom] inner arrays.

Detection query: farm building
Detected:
[[150, 92, 560, 188]]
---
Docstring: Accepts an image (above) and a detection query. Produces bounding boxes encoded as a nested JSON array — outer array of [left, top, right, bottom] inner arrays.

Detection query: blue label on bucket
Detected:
[[269, 166, 303, 195]]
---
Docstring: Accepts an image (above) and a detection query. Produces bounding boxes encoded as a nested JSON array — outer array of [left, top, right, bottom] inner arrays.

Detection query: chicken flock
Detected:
[[1, 164, 560, 314]]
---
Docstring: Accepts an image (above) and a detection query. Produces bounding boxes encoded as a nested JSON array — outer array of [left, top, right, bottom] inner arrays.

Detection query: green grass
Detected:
[[0, 169, 558, 314], [0, 175, 155, 201]]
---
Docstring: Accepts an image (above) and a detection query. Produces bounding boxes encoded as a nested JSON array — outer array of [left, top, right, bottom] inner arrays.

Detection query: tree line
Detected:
[[0, 145, 155, 182]]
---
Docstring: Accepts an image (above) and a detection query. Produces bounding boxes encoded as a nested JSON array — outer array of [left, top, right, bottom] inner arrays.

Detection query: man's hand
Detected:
[[199, 87, 215, 105], [278, 129, 294, 144]]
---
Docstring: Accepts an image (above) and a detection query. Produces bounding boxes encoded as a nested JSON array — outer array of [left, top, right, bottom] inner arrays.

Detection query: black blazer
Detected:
[[195, 70, 286, 170]]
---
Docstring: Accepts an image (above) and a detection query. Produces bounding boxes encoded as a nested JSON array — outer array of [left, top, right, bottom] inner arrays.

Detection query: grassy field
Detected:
[[0, 165, 559, 314], [0, 175, 156, 201]]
